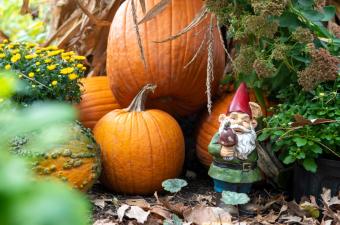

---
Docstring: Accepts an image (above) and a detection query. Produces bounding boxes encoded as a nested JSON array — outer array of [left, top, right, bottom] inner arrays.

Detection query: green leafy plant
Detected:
[[221, 191, 250, 205], [206, 0, 339, 100], [0, 40, 86, 104], [259, 76, 340, 172], [162, 179, 188, 194], [0, 73, 91, 225]]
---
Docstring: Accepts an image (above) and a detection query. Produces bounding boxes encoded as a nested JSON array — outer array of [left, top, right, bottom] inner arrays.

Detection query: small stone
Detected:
[[62, 149, 72, 157]]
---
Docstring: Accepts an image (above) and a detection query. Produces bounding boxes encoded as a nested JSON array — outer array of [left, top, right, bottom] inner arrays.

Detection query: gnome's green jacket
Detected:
[[208, 132, 262, 183]]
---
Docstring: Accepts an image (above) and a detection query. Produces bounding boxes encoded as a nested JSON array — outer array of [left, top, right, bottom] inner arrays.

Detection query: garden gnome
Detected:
[[208, 83, 263, 194]]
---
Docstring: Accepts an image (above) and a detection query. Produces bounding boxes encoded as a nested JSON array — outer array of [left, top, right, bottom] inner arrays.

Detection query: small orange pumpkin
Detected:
[[77, 76, 120, 129], [94, 84, 185, 195], [196, 92, 270, 167]]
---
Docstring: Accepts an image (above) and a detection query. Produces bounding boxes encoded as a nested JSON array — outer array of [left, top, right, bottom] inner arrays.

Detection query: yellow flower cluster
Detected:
[[11, 53, 21, 63], [0, 40, 86, 100]]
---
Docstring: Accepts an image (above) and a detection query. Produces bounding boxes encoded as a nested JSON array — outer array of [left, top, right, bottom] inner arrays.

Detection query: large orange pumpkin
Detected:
[[78, 77, 120, 129], [196, 92, 269, 167], [94, 84, 185, 195], [107, 0, 225, 116]]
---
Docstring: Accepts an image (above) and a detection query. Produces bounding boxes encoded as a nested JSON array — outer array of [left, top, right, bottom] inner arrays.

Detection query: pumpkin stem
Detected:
[[126, 84, 157, 112]]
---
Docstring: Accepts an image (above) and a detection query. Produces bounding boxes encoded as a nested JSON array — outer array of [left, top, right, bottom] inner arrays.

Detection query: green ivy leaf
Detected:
[[258, 131, 271, 141], [283, 155, 295, 164], [293, 137, 308, 147], [303, 158, 317, 173], [162, 179, 188, 193], [221, 191, 250, 206]]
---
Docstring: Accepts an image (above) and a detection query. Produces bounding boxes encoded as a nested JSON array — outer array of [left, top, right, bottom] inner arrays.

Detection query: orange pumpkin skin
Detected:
[[107, 0, 225, 117], [78, 77, 120, 129], [94, 85, 185, 195], [196, 92, 269, 167]]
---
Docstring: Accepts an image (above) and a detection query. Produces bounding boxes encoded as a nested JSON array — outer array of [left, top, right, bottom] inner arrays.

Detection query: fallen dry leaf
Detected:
[[117, 204, 150, 224], [93, 219, 117, 225], [183, 205, 232, 225], [117, 204, 130, 222], [150, 205, 172, 220], [125, 198, 151, 209], [125, 206, 150, 224], [92, 198, 112, 209], [280, 215, 302, 223]]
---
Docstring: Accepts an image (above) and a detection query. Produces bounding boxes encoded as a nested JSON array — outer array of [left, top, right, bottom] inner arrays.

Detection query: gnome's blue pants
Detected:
[[213, 179, 252, 193]]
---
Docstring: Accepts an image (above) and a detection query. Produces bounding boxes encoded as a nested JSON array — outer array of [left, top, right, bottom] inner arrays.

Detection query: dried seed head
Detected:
[[298, 48, 339, 91], [292, 27, 314, 44], [251, 0, 288, 17]]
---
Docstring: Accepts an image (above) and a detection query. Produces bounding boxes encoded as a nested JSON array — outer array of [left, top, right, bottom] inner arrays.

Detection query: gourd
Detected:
[[11, 123, 101, 192], [94, 84, 185, 195]]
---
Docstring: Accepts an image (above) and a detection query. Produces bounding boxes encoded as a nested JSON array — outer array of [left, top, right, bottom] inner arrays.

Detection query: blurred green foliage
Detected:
[[0, 0, 49, 43], [0, 71, 91, 225]]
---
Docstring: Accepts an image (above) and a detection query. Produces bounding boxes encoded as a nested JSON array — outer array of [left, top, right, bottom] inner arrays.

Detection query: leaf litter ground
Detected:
[[89, 174, 340, 224]]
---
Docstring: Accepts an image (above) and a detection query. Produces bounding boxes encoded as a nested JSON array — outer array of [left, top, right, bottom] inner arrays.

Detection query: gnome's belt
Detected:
[[213, 160, 256, 172]]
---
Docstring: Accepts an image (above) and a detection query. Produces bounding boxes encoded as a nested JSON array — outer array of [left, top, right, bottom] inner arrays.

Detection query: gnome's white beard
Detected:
[[219, 119, 257, 160], [234, 127, 257, 160]]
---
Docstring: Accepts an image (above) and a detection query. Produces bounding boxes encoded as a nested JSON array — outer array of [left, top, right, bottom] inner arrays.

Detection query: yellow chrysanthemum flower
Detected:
[[5, 64, 11, 70], [60, 67, 74, 74], [68, 73, 78, 80], [81, 66, 86, 71], [0, 53, 5, 58], [28, 72, 35, 78], [10, 53, 21, 63], [73, 55, 86, 60], [51, 80, 58, 86], [47, 64, 57, 70], [47, 50, 63, 57], [2, 39, 8, 44], [36, 62, 41, 66], [26, 43, 37, 48], [25, 54, 37, 59], [11, 49, 19, 54], [8, 44, 14, 49], [44, 59, 52, 63], [76, 64, 83, 68]]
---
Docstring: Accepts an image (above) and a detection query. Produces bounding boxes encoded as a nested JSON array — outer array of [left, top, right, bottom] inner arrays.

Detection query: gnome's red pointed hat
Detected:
[[227, 82, 252, 117]]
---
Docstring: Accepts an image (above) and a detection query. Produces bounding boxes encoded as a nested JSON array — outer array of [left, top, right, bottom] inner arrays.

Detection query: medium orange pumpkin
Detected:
[[94, 84, 185, 195], [78, 77, 120, 129], [107, 0, 225, 116], [196, 92, 269, 167]]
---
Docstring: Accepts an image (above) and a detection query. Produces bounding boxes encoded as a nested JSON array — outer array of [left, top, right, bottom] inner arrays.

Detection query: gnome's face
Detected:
[[218, 112, 258, 160]]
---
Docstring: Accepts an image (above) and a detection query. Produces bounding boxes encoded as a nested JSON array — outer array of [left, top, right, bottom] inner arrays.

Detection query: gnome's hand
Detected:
[[220, 146, 234, 158]]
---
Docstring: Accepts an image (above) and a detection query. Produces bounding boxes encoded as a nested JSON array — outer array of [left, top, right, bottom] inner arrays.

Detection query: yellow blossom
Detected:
[[2, 39, 8, 44], [81, 66, 86, 71], [76, 64, 83, 68], [62, 55, 70, 61], [8, 44, 14, 49], [0, 53, 5, 58], [36, 62, 41, 66], [25, 54, 37, 59], [60, 67, 74, 74], [44, 59, 52, 63], [28, 72, 35, 78], [73, 55, 86, 60], [68, 73, 78, 80], [36, 50, 42, 54], [47, 50, 62, 57], [51, 80, 58, 86], [47, 64, 57, 70], [61, 51, 75, 57], [11, 49, 19, 54], [5, 64, 11, 70], [10, 53, 21, 63], [26, 43, 37, 48]]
